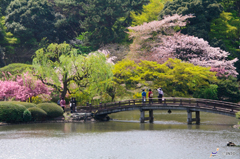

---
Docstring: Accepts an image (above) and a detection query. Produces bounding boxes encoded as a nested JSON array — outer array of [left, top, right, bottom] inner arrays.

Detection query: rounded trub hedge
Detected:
[[10, 101, 36, 109], [37, 103, 63, 119], [23, 109, 32, 122], [28, 107, 47, 121], [0, 102, 26, 123]]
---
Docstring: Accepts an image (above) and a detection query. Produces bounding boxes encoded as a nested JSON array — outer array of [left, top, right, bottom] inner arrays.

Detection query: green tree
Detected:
[[32, 43, 113, 99], [209, 11, 240, 79], [50, 0, 85, 41], [0, 0, 12, 15], [222, 0, 240, 16], [193, 84, 218, 100], [131, 0, 169, 26], [210, 11, 240, 57], [0, 13, 18, 66], [158, 0, 223, 41], [79, 0, 148, 49], [113, 58, 218, 97], [217, 75, 240, 102], [5, 0, 57, 45]]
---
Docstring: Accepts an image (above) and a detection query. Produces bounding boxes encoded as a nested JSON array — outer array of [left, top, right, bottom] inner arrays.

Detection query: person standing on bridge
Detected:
[[148, 89, 153, 104], [157, 88, 164, 103], [142, 89, 146, 103]]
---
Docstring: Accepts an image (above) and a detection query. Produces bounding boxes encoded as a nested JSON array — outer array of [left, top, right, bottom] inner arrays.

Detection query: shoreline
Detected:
[[1, 120, 240, 129], [0, 112, 96, 126]]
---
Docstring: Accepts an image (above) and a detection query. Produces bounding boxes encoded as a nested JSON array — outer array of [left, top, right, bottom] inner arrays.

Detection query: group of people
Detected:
[[142, 88, 164, 103], [56, 88, 163, 112], [57, 97, 77, 113]]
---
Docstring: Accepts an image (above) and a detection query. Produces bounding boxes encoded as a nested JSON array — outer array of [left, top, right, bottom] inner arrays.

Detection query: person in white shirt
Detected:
[[157, 88, 164, 103]]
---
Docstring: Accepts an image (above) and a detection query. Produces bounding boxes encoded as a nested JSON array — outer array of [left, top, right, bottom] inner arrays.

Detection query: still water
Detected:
[[0, 110, 239, 159]]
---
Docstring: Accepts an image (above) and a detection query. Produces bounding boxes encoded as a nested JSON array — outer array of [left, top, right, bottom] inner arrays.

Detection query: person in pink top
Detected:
[[60, 97, 66, 112]]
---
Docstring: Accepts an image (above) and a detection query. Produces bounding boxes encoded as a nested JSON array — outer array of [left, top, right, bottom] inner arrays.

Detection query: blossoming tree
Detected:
[[0, 72, 51, 101], [127, 14, 238, 76]]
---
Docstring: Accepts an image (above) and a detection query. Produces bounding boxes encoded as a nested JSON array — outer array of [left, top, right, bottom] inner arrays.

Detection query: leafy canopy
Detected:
[[114, 58, 217, 97], [158, 0, 223, 41], [79, 0, 148, 49], [131, 0, 169, 26], [5, 0, 56, 45], [32, 43, 113, 99]]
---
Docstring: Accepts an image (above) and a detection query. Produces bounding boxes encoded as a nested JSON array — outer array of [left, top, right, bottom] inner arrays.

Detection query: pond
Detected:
[[0, 110, 239, 159]]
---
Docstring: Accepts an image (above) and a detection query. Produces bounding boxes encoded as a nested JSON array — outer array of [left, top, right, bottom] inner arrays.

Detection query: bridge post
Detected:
[[196, 111, 200, 125], [149, 110, 154, 123], [187, 109, 192, 124], [140, 109, 145, 123], [187, 109, 200, 125]]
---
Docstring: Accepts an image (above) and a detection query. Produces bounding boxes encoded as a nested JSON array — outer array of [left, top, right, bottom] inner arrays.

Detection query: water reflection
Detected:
[[0, 110, 239, 159]]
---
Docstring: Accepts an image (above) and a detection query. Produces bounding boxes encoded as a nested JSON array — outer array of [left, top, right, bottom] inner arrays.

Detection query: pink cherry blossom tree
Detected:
[[152, 33, 238, 76], [127, 14, 238, 76], [0, 72, 52, 101]]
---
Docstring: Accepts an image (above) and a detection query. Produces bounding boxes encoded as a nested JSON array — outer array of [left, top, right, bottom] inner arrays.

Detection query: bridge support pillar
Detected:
[[149, 110, 154, 123], [187, 109, 200, 125], [140, 109, 154, 123], [140, 110, 145, 123]]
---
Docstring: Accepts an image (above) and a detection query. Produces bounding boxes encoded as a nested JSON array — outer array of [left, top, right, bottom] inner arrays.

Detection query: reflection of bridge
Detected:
[[77, 98, 240, 124]]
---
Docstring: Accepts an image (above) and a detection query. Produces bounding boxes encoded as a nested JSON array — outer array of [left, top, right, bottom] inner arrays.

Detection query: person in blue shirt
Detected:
[[142, 89, 146, 103]]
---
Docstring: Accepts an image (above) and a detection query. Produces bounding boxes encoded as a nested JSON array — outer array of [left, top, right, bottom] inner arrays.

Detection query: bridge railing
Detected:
[[76, 97, 240, 113]]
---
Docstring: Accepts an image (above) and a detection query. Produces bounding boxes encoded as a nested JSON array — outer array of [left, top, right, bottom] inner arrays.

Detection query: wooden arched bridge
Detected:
[[76, 97, 240, 124]]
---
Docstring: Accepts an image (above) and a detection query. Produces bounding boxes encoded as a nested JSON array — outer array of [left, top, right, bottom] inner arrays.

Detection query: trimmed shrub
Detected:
[[37, 103, 63, 119], [0, 101, 27, 123], [11, 101, 36, 109], [28, 107, 47, 121], [23, 109, 32, 122]]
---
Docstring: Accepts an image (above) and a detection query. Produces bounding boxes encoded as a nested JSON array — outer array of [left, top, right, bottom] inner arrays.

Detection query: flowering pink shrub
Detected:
[[0, 72, 52, 101]]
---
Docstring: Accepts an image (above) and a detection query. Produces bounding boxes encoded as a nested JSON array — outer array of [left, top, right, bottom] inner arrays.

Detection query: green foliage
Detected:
[[30, 96, 43, 104], [0, 101, 26, 123], [0, 63, 32, 79], [217, 76, 240, 102], [0, 15, 19, 67], [114, 58, 218, 97], [236, 111, 240, 119], [113, 59, 140, 88], [32, 43, 79, 98], [193, 84, 218, 100], [158, 0, 223, 40], [131, 0, 168, 26], [79, 0, 148, 49], [5, 0, 57, 45], [23, 109, 32, 122], [210, 11, 240, 57], [0, 0, 12, 15], [37, 103, 63, 119], [52, 0, 85, 41], [27, 107, 47, 121], [75, 32, 93, 54], [221, 0, 240, 16], [133, 92, 142, 99], [33, 43, 113, 100], [209, 11, 240, 79], [10, 101, 36, 109]]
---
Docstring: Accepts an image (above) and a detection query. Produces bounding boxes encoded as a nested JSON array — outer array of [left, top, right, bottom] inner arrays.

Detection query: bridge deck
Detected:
[[76, 97, 240, 117]]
